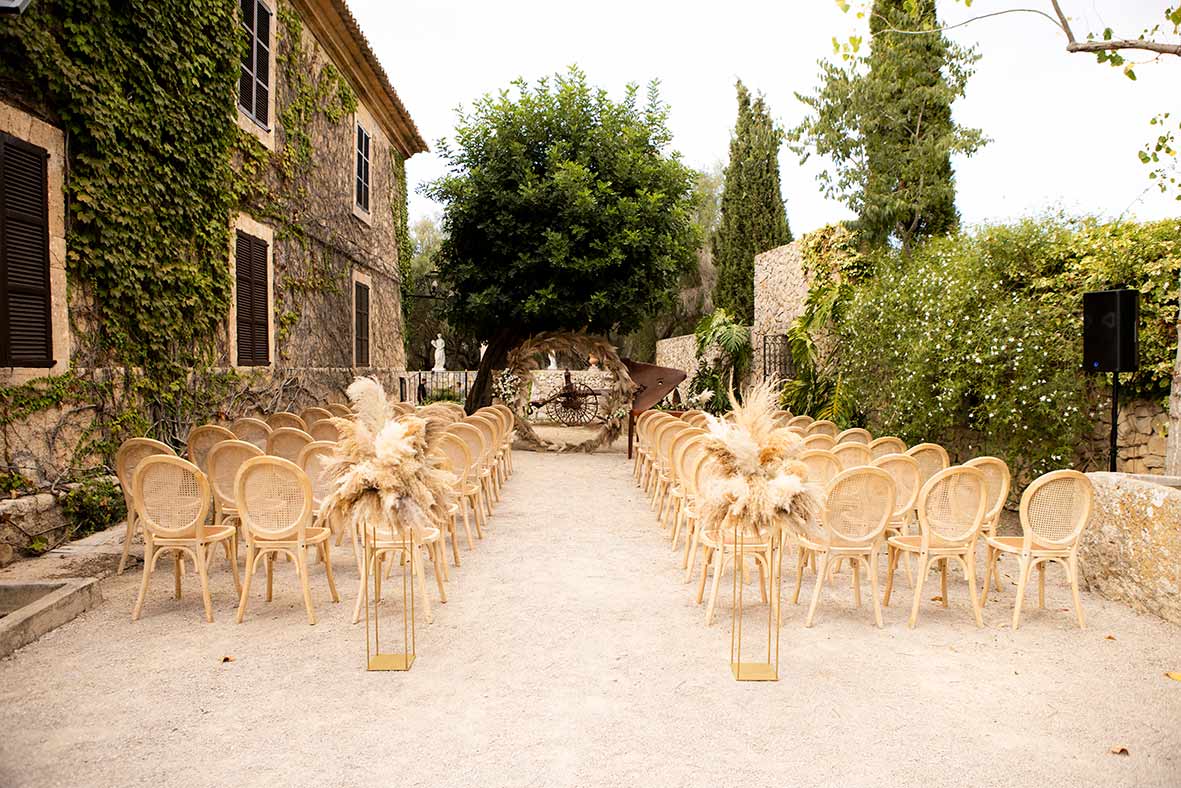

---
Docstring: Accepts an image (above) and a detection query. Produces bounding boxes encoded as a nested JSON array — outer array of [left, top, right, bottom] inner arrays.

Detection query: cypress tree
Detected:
[[712, 81, 791, 325]]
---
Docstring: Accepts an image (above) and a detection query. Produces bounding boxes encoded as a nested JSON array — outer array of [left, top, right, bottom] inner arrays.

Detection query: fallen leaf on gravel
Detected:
[[221, 656, 235, 663], [1166, 672, 1181, 682], [1110, 746, 1129, 756], [1105, 635, 1116, 640], [930, 596, 942, 602]]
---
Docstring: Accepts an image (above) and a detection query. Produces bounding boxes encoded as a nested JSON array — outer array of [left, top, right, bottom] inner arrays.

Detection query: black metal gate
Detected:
[[762, 335, 794, 382], [409, 371, 471, 405]]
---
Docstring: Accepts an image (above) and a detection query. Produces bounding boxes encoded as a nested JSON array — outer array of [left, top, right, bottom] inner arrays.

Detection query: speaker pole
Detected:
[[1109, 371, 1119, 473]]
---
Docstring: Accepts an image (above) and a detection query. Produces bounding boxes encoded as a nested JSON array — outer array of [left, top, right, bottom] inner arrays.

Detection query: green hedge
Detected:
[[824, 218, 1180, 478]]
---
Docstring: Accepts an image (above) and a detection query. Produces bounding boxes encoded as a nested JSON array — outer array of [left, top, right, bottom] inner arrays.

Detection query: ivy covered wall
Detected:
[[0, 0, 410, 486]]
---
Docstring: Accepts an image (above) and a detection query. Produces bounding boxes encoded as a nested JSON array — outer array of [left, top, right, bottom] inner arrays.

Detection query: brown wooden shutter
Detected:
[[253, 3, 271, 127], [235, 230, 269, 366], [238, 0, 255, 118], [1, 132, 53, 367], [354, 281, 369, 366]]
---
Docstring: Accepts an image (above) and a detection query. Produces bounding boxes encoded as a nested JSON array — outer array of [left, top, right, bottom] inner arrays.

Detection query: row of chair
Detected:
[[114, 399, 518, 626], [634, 408, 1095, 631]]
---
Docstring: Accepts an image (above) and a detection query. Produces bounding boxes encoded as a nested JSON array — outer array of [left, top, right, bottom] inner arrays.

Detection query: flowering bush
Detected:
[[800, 217, 1181, 479], [491, 369, 521, 404]]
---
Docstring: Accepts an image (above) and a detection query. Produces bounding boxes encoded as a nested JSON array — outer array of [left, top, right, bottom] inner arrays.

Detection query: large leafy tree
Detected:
[[790, 0, 985, 252], [712, 82, 792, 324], [425, 68, 699, 410]]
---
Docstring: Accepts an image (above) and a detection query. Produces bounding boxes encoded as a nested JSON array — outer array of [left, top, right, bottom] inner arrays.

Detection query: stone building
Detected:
[[0, 0, 426, 486]]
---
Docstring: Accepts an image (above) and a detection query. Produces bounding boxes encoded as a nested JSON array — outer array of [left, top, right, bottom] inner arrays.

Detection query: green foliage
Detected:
[[790, 0, 985, 251], [425, 67, 700, 341], [712, 82, 791, 324], [796, 217, 1181, 478], [422, 387, 463, 404], [687, 309, 752, 415], [59, 475, 127, 541], [1, 470, 34, 497], [0, 0, 242, 389]]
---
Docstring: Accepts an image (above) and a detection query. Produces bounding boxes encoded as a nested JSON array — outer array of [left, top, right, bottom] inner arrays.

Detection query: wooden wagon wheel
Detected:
[[546, 382, 598, 426]]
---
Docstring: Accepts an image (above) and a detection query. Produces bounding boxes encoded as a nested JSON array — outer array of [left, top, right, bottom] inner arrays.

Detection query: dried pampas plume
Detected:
[[320, 377, 457, 542], [698, 382, 821, 537]]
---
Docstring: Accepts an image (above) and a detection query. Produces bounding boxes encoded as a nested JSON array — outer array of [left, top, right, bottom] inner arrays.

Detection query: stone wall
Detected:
[[654, 334, 698, 401], [0, 475, 119, 567], [1082, 473, 1181, 625], [752, 242, 808, 381]]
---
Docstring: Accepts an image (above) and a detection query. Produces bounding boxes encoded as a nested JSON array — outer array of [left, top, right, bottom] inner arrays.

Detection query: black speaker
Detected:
[[1083, 289, 1139, 373]]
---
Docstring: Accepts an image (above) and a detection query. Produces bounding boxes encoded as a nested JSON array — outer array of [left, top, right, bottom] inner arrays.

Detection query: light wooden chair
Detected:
[[489, 403, 516, 478], [965, 456, 1012, 592], [435, 432, 478, 554], [186, 424, 234, 476], [308, 419, 340, 442], [651, 420, 691, 519], [872, 453, 922, 586], [884, 465, 987, 628], [683, 455, 721, 582], [207, 438, 263, 524], [635, 411, 673, 488], [296, 440, 335, 528], [327, 403, 352, 418], [869, 436, 906, 458], [350, 505, 448, 625], [773, 410, 794, 426], [130, 456, 239, 622], [267, 427, 314, 462], [266, 412, 307, 432], [467, 413, 505, 501], [391, 402, 415, 416], [695, 511, 777, 626], [686, 411, 711, 428], [234, 456, 339, 625], [475, 407, 509, 484], [793, 467, 895, 627], [299, 406, 333, 426], [664, 429, 706, 537], [448, 422, 493, 526], [786, 415, 813, 430], [982, 470, 1093, 629], [832, 442, 873, 469], [799, 449, 842, 488], [836, 427, 871, 445], [801, 433, 836, 451], [807, 419, 839, 438], [907, 442, 950, 486], [230, 417, 271, 450], [115, 438, 177, 575], [671, 435, 708, 554]]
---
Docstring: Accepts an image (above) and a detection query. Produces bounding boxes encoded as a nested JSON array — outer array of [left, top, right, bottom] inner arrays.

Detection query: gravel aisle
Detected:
[[0, 447, 1178, 787]]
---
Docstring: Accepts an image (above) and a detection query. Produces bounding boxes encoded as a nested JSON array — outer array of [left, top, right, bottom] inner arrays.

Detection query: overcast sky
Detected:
[[350, 0, 1179, 234]]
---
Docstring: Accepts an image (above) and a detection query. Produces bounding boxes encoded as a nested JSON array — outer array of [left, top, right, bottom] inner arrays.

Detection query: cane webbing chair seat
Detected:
[[327, 403, 352, 418], [308, 419, 340, 442], [206, 440, 264, 528], [807, 419, 839, 438], [230, 417, 271, 450], [906, 443, 951, 486], [982, 469, 1093, 629], [786, 415, 813, 430], [801, 433, 836, 451], [869, 436, 907, 459], [186, 424, 235, 475], [131, 455, 239, 622], [799, 449, 842, 488], [266, 412, 308, 432], [115, 438, 177, 575]]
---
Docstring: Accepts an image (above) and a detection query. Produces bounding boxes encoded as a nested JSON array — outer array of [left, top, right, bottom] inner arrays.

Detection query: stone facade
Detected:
[[654, 334, 698, 401], [1082, 473, 1181, 625], [0, 0, 426, 489], [751, 242, 809, 382]]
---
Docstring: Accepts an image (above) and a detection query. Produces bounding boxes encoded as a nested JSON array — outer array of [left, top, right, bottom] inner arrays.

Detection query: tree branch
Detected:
[[1066, 39, 1181, 57], [870, 8, 1065, 37]]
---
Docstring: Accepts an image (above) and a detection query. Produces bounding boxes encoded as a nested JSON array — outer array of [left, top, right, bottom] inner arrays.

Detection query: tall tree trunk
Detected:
[[465, 325, 527, 414]]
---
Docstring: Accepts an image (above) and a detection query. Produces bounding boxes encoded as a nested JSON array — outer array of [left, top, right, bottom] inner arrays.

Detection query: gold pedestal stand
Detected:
[[364, 524, 416, 672], [730, 518, 781, 682]]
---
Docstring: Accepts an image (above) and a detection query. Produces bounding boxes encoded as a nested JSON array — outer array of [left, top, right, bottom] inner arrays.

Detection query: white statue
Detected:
[[431, 334, 446, 371], [547, 351, 558, 370], [479, 341, 488, 361]]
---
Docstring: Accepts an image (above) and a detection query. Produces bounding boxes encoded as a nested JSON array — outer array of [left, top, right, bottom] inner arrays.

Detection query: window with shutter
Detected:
[[354, 281, 370, 366], [1, 132, 53, 368], [235, 230, 270, 366], [355, 124, 370, 212], [238, 0, 271, 127]]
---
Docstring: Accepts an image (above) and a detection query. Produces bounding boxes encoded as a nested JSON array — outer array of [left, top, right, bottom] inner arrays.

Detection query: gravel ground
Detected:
[[1, 446, 1179, 788]]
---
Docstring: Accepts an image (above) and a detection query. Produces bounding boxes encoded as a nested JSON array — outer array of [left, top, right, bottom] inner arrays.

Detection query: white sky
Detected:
[[350, 0, 1179, 234]]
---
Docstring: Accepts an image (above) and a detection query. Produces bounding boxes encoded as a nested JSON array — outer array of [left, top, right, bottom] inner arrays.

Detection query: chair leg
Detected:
[[705, 551, 727, 626], [117, 513, 137, 575], [756, 555, 769, 604], [225, 539, 242, 594], [684, 526, 702, 583], [265, 553, 274, 602], [908, 554, 929, 629], [991, 549, 1003, 591], [1037, 561, 1046, 609], [695, 547, 713, 604], [883, 545, 899, 607], [236, 545, 257, 624], [805, 552, 830, 628], [792, 546, 807, 605], [1068, 554, 1086, 629], [429, 544, 448, 603], [981, 546, 996, 608], [132, 539, 155, 621], [851, 557, 862, 607], [173, 551, 183, 599], [321, 541, 340, 603], [449, 517, 462, 566], [195, 544, 214, 623], [940, 559, 949, 607], [296, 549, 317, 625], [414, 549, 433, 624], [869, 552, 883, 628], [964, 551, 983, 628], [1012, 555, 1033, 630], [460, 499, 475, 549]]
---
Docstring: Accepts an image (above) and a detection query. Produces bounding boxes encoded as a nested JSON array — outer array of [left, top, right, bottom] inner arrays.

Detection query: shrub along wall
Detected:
[[799, 218, 1181, 482]]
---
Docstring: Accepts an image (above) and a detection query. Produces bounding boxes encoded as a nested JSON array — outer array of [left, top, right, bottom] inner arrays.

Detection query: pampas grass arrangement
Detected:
[[697, 382, 822, 538], [320, 377, 457, 541]]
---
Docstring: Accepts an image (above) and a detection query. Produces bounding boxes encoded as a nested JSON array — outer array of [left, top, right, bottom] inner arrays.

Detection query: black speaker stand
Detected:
[[1109, 371, 1119, 473]]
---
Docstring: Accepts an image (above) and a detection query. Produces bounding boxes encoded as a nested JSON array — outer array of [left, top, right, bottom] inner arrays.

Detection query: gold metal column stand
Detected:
[[730, 517, 781, 682], [364, 519, 416, 671]]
